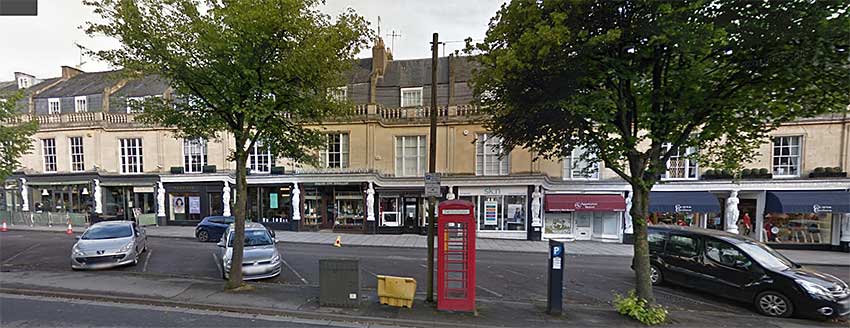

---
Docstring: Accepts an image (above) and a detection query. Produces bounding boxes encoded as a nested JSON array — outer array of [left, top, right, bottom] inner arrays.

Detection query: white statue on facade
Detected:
[[725, 190, 740, 234], [292, 182, 301, 221], [366, 182, 375, 221], [94, 179, 103, 214], [20, 178, 29, 212], [222, 181, 231, 217], [531, 185, 542, 227], [446, 186, 455, 200], [156, 181, 165, 217], [624, 191, 634, 234]]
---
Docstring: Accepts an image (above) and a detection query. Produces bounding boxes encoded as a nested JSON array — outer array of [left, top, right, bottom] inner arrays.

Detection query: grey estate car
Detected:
[[217, 223, 281, 280], [71, 221, 147, 269]]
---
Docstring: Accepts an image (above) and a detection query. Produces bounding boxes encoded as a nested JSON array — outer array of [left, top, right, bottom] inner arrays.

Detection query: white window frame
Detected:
[[772, 135, 802, 178], [563, 147, 600, 180], [119, 138, 144, 174], [329, 86, 347, 102], [394, 135, 426, 177], [475, 133, 510, 176], [126, 96, 148, 114], [248, 141, 272, 174], [183, 138, 207, 173], [662, 144, 699, 180], [74, 96, 87, 113], [48, 98, 61, 114], [320, 133, 350, 168], [42, 138, 57, 173], [69, 136, 85, 172], [400, 87, 423, 107], [18, 77, 29, 89], [379, 196, 401, 227]]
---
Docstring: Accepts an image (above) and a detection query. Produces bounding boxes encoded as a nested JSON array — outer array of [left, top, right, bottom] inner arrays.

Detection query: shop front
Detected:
[[299, 183, 366, 233], [375, 187, 430, 235], [163, 181, 225, 226], [763, 190, 849, 251], [649, 191, 722, 229], [543, 194, 625, 242], [247, 184, 294, 230], [26, 180, 92, 226], [458, 186, 529, 240]]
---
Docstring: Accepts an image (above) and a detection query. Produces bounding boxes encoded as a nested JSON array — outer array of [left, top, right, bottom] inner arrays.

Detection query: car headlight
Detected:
[[797, 279, 832, 298], [72, 244, 85, 257], [271, 254, 280, 264], [118, 241, 134, 253]]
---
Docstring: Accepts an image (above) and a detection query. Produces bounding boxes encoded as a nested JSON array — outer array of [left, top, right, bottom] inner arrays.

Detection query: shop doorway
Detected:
[[575, 213, 592, 240]]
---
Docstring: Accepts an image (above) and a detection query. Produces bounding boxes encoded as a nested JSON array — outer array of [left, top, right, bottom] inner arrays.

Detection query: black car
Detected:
[[642, 225, 849, 319], [195, 216, 235, 242]]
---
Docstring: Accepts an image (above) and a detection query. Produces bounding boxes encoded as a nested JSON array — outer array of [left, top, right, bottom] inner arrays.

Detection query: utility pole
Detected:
[[426, 32, 439, 304]]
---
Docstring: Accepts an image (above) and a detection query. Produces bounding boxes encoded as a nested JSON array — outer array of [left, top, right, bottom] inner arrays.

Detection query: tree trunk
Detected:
[[225, 149, 248, 290], [630, 184, 655, 303]]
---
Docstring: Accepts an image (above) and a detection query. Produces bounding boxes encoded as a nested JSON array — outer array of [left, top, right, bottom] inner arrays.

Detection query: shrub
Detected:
[[704, 169, 715, 177], [613, 290, 668, 325], [741, 169, 752, 176], [758, 168, 769, 175], [824, 167, 835, 174], [835, 167, 843, 173], [814, 167, 825, 173]]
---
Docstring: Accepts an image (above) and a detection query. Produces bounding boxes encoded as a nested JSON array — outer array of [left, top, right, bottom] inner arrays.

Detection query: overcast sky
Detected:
[[0, 0, 505, 80]]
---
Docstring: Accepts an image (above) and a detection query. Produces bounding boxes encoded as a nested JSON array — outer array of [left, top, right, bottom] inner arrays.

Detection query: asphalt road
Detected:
[[2, 230, 849, 316], [0, 293, 361, 327]]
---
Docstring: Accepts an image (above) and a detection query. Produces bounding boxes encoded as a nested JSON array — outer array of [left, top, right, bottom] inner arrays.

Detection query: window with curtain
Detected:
[[663, 144, 698, 180], [772, 136, 801, 177]]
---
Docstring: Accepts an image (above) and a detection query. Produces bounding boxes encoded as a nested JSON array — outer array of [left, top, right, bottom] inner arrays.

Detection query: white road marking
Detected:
[[280, 258, 308, 285], [142, 249, 153, 272], [2, 243, 42, 264], [419, 264, 427, 269], [476, 285, 504, 298]]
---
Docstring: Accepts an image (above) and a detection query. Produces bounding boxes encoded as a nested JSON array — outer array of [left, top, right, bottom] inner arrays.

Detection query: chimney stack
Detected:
[[61, 66, 84, 80]]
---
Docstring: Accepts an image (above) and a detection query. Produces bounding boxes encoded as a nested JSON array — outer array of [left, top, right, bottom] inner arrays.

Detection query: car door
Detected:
[[662, 234, 712, 290], [208, 217, 225, 240], [132, 222, 145, 252], [702, 238, 763, 301]]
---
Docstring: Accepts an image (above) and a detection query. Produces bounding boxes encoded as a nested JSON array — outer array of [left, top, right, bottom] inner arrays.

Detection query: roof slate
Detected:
[[35, 71, 122, 98]]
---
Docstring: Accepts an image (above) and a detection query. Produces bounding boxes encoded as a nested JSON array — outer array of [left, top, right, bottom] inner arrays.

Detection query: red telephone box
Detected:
[[437, 200, 476, 312]]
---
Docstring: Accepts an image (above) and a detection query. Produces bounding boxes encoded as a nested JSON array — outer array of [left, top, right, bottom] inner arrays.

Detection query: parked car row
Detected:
[[642, 225, 850, 319]]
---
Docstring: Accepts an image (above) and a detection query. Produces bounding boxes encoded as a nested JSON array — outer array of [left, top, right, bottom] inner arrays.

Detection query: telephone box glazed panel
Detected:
[[437, 200, 476, 312]]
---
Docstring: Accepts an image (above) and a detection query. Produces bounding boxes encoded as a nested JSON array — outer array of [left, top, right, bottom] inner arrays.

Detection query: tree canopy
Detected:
[[0, 92, 37, 180], [469, 0, 850, 303]]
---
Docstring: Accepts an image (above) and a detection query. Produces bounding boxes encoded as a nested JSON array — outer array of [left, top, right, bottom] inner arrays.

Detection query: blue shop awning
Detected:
[[765, 190, 850, 214], [649, 191, 721, 213]]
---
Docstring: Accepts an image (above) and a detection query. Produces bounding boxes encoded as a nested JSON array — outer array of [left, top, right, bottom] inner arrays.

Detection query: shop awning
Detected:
[[765, 190, 849, 214], [544, 194, 626, 212], [649, 191, 720, 213]]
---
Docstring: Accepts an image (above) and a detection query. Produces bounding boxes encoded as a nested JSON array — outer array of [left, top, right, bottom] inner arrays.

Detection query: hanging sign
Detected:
[[270, 193, 279, 209], [188, 196, 201, 214], [484, 201, 498, 226]]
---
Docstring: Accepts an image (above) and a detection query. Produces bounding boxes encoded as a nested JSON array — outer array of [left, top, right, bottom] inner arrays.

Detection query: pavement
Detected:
[[2, 230, 849, 327], [7, 223, 849, 266]]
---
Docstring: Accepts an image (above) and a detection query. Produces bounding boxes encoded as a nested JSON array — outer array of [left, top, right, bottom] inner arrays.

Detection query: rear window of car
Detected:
[[668, 235, 699, 257], [207, 217, 223, 224]]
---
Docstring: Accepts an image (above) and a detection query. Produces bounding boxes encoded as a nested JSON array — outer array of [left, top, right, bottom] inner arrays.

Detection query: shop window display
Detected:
[[544, 212, 573, 235], [302, 189, 321, 227], [380, 196, 400, 227], [334, 191, 364, 227], [472, 195, 527, 231], [763, 213, 832, 244]]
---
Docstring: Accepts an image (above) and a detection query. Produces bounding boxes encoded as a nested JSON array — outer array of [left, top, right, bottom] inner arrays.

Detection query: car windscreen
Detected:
[[227, 229, 273, 247], [736, 241, 794, 271], [82, 224, 133, 240]]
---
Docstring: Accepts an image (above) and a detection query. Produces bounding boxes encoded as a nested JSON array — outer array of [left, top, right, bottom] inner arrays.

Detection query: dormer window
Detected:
[[18, 77, 30, 89], [48, 98, 61, 114], [127, 96, 147, 113], [400, 87, 423, 107], [74, 96, 87, 113]]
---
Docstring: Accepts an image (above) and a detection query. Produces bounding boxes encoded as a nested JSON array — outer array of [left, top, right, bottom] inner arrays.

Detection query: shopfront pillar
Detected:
[[19, 178, 29, 212], [365, 182, 376, 234], [291, 182, 301, 231], [222, 181, 231, 217], [93, 179, 103, 215], [725, 190, 740, 234], [529, 186, 542, 241], [623, 191, 634, 244], [156, 181, 166, 224]]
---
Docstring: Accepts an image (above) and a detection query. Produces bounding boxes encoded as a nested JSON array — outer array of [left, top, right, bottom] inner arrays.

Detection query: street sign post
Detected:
[[424, 173, 441, 197]]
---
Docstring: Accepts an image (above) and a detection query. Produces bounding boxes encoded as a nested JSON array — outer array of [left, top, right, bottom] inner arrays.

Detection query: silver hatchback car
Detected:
[[217, 223, 281, 280], [71, 221, 147, 270]]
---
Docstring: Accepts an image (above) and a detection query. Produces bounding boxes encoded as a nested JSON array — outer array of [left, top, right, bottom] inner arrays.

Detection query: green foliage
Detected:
[[614, 290, 668, 325], [0, 92, 37, 180]]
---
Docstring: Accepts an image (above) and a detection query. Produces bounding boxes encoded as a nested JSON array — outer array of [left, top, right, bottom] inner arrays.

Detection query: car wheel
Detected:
[[197, 230, 209, 242], [755, 291, 793, 318], [650, 265, 663, 285]]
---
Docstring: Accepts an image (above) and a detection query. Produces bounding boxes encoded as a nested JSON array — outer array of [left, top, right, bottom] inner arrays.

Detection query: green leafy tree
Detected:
[[0, 92, 37, 180], [84, 0, 371, 289], [469, 0, 849, 303]]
